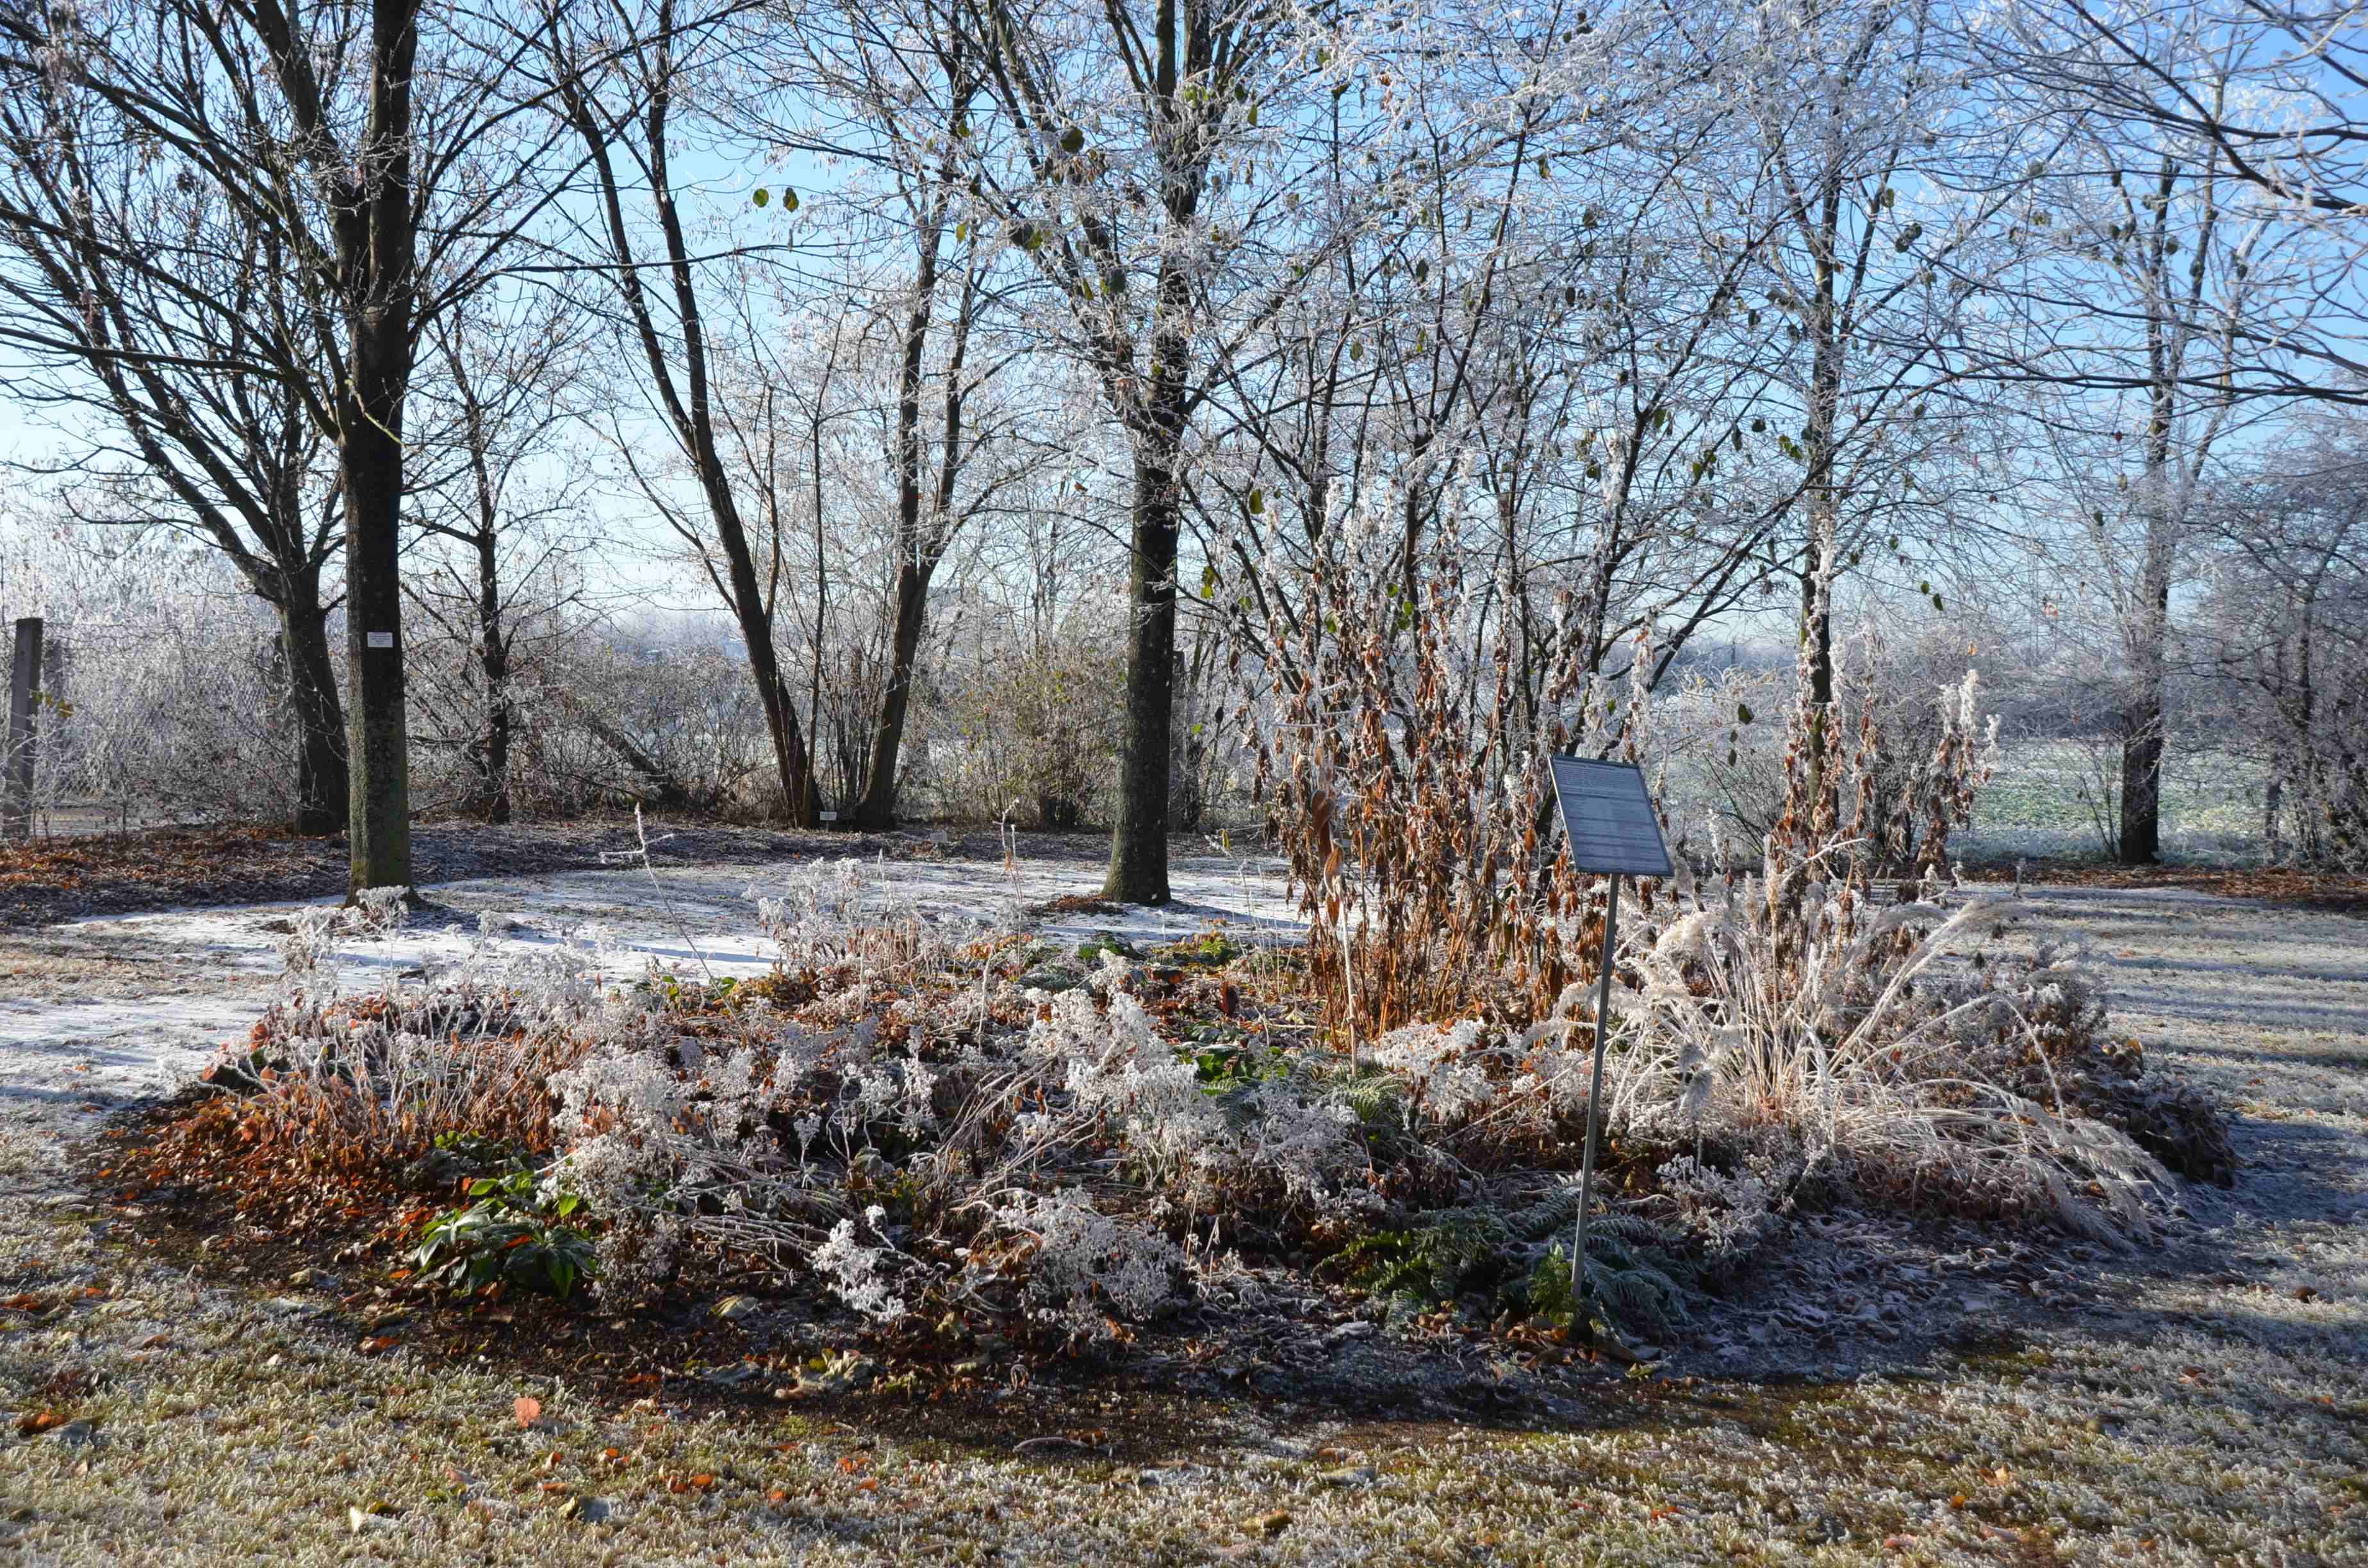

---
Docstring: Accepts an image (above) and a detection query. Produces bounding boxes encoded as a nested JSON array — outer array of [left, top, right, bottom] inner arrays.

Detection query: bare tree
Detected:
[[1997, 2, 2368, 216], [550, 0, 830, 824], [406, 290, 595, 822], [0, 0, 579, 890], [0, 85, 350, 831], [1980, 94, 2298, 861], [2201, 416, 2368, 863], [1985, 1, 2368, 402], [932, 0, 1376, 902], [744, 3, 999, 827]]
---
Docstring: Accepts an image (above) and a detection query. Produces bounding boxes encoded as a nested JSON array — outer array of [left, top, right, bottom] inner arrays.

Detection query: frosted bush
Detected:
[[748, 856, 984, 979], [1369, 1020, 1498, 1125], [1652, 1151, 1805, 1270], [277, 897, 1334, 1318], [1590, 873, 2173, 1241], [275, 884, 413, 976], [1228, 1083, 1361, 1205], [1037, 986, 1360, 1209], [812, 1208, 906, 1321], [989, 1188, 1183, 1321], [1052, 992, 1232, 1193], [560, 1132, 687, 1298]]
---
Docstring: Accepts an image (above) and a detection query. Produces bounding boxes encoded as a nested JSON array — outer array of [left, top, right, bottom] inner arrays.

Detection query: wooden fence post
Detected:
[[6, 617, 42, 838]]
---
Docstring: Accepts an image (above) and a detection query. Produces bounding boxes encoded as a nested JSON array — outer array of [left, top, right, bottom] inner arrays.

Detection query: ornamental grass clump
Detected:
[[1246, 504, 2217, 1260], [1597, 646, 2196, 1243]]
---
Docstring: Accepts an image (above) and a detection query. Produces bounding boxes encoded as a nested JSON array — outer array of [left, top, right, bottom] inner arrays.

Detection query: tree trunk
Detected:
[[276, 572, 349, 836], [561, 28, 820, 829], [1795, 169, 1847, 829], [2116, 536, 2172, 866], [334, 0, 420, 897], [343, 405, 412, 892], [5, 618, 40, 839], [730, 588, 819, 824], [852, 184, 960, 831], [2119, 351, 2180, 866], [854, 557, 932, 828], [2117, 708, 2164, 864], [475, 525, 512, 824], [1104, 423, 1184, 905]]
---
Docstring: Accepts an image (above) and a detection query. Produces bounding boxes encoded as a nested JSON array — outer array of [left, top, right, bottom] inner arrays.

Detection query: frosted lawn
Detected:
[[0, 858, 2361, 1563]]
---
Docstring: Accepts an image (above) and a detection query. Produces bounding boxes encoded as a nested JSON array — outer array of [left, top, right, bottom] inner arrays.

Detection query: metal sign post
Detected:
[[1547, 756, 1672, 1327], [1574, 872, 1620, 1313]]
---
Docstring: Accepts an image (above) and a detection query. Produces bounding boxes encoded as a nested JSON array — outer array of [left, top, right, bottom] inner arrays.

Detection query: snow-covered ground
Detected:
[[0, 849, 1308, 1138]]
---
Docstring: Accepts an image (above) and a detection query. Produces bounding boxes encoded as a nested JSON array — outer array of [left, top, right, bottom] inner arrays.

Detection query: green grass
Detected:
[[1961, 740, 2267, 863]]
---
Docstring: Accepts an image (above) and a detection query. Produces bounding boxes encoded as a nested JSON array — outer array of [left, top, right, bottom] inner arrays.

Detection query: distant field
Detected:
[[1961, 739, 2267, 865], [1654, 731, 2273, 869]]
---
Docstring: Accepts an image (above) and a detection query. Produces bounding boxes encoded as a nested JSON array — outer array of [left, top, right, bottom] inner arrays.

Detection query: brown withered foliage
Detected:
[[1242, 526, 1663, 1044]]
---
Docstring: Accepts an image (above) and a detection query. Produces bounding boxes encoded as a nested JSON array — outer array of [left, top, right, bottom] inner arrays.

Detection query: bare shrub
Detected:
[[1, 536, 308, 830], [167, 901, 602, 1207], [1681, 628, 1996, 876], [1248, 510, 1646, 1041], [928, 614, 1125, 828]]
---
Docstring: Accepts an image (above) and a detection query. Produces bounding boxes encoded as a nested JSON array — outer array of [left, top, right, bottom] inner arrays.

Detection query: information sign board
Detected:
[[1548, 756, 1672, 879]]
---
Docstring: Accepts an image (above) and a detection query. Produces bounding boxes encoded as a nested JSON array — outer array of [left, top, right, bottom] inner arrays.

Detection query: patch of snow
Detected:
[[0, 853, 1307, 1134]]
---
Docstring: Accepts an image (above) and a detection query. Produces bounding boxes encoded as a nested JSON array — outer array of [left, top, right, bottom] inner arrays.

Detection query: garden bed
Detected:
[[3, 865, 2361, 1564], [79, 846, 2234, 1407]]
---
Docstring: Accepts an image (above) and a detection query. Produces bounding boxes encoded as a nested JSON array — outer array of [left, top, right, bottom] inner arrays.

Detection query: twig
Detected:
[[605, 803, 713, 985]]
